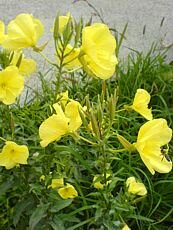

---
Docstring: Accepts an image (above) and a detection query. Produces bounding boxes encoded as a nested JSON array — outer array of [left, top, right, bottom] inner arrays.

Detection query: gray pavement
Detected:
[[0, 0, 173, 99]]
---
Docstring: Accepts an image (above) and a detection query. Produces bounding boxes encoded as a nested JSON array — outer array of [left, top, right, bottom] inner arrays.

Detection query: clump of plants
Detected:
[[0, 12, 173, 230]]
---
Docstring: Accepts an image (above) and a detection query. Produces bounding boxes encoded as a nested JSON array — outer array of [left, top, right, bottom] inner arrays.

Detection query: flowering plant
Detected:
[[0, 11, 172, 230]]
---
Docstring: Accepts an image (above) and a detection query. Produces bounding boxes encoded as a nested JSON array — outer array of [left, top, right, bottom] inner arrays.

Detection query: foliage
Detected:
[[0, 11, 173, 230]]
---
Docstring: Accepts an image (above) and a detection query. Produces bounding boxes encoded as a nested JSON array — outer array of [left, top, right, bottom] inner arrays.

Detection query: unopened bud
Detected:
[[117, 134, 136, 152]]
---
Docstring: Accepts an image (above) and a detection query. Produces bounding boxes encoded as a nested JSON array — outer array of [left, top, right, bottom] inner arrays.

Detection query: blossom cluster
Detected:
[[0, 12, 172, 229]]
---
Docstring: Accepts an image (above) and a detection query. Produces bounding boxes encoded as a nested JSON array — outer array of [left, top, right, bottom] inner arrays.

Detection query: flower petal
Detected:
[[0, 141, 29, 169], [140, 144, 172, 174], [0, 66, 24, 105], [137, 119, 172, 146], [39, 114, 69, 147], [80, 23, 118, 79], [2, 13, 44, 50], [131, 89, 153, 120], [58, 183, 78, 199], [65, 100, 82, 132], [135, 119, 172, 174]]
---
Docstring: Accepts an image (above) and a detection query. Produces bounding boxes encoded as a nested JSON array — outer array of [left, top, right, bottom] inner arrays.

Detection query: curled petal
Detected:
[[137, 119, 172, 146], [135, 119, 172, 174], [80, 23, 118, 79], [48, 178, 64, 189], [2, 13, 44, 50], [131, 89, 153, 120], [10, 51, 36, 76], [65, 100, 83, 132], [0, 20, 5, 44], [57, 44, 81, 69], [126, 176, 147, 196], [58, 183, 78, 199], [139, 144, 172, 175], [39, 114, 69, 147]]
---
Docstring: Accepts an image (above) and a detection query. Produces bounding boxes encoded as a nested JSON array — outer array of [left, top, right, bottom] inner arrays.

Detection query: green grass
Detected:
[[0, 43, 173, 230]]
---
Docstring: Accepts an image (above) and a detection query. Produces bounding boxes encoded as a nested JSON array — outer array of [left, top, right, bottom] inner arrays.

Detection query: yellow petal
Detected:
[[48, 178, 64, 189], [39, 114, 69, 147], [18, 58, 36, 76], [0, 66, 24, 105], [126, 176, 147, 196], [10, 50, 36, 76], [80, 53, 118, 80], [58, 183, 78, 199], [59, 12, 71, 33], [65, 100, 82, 132], [57, 44, 81, 69], [2, 13, 44, 50], [0, 20, 5, 44], [53, 102, 67, 117], [139, 144, 172, 175], [93, 173, 111, 189], [137, 119, 172, 146], [56, 91, 69, 107], [135, 119, 172, 174], [122, 224, 131, 230], [0, 141, 29, 169], [93, 175, 104, 189], [131, 89, 153, 120], [80, 23, 118, 79], [40, 175, 45, 181], [51, 12, 71, 34]]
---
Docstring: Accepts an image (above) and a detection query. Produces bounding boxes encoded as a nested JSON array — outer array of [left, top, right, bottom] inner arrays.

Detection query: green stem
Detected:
[[0, 136, 6, 142], [101, 143, 107, 186], [109, 148, 126, 153], [66, 66, 82, 73], [115, 108, 126, 113], [39, 52, 55, 65], [78, 135, 96, 145], [67, 217, 95, 230]]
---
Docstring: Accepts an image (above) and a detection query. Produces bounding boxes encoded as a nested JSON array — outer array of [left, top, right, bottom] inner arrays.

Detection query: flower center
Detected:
[[10, 149, 15, 154], [1, 83, 6, 89]]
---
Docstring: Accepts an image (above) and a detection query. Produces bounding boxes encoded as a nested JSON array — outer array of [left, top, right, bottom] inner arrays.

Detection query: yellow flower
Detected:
[[10, 51, 36, 76], [58, 183, 78, 199], [39, 96, 84, 147], [130, 89, 153, 120], [0, 66, 24, 105], [40, 175, 45, 182], [64, 100, 83, 132], [56, 44, 81, 69], [56, 90, 69, 107], [48, 178, 64, 189], [79, 23, 118, 80], [126, 176, 147, 196], [93, 173, 111, 189], [0, 141, 29, 169], [2, 13, 44, 50], [0, 20, 6, 44], [134, 118, 172, 175], [58, 12, 71, 33], [39, 112, 69, 147], [122, 224, 131, 230], [52, 13, 72, 33]]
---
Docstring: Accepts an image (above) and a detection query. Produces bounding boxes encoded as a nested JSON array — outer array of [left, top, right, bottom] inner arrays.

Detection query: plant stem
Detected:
[[78, 135, 96, 145]]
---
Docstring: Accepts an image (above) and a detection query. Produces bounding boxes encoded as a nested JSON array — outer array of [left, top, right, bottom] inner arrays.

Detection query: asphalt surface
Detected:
[[0, 0, 173, 99]]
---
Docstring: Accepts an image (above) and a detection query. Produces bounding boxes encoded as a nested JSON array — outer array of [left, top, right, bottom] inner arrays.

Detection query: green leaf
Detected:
[[29, 203, 50, 230], [50, 199, 73, 213], [0, 179, 14, 196], [49, 220, 65, 230], [13, 198, 32, 226]]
